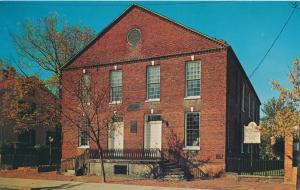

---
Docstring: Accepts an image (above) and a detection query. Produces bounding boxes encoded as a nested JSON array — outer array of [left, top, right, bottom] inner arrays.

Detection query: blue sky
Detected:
[[0, 1, 300, 106]]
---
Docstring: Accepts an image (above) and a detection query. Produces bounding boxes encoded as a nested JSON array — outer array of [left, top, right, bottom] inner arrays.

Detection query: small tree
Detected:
[[260, 98, 290, 159], [268, 59, 300, 187], [269, 59, 300, 138], [61, 71, 123, 182], [12, 13, 95, 96]]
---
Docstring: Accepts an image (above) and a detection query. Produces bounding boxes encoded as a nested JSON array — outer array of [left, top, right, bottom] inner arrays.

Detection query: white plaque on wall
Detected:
[[244, 122, 261, 144]]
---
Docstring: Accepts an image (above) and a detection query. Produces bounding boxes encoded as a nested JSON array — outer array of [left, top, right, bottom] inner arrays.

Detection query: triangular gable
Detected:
[[62, 5, 227, 70]]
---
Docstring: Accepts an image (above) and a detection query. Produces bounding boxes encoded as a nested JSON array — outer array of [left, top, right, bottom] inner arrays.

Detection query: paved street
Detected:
[[0, 177, 209, 190]]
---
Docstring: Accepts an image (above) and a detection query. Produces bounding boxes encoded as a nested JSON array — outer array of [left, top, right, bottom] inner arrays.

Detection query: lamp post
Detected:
[[48, 136, 54, 166]]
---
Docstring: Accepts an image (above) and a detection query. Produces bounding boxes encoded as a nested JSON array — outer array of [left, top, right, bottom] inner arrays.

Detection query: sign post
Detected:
[[244, 122, 261, 174]]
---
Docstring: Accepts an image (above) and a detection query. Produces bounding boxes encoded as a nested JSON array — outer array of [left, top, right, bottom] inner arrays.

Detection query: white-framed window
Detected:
[[79, 117, 89, 147], [147, 65, 160, 100], [248, 93, 251, 118], [241, 82, 245, 112], [80, 74, 91, 104], [110, 70, 122, 102], [185, 112, 200, 149], [186, 61, 201, 97]]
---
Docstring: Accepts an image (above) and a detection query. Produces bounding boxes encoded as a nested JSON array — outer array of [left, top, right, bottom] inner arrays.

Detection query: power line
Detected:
[[249, 2, 298, 79], [0, 1, 235, 7]]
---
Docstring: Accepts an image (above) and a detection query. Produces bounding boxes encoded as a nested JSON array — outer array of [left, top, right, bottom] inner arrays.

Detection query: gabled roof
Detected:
[[61, 4, 228, 70]]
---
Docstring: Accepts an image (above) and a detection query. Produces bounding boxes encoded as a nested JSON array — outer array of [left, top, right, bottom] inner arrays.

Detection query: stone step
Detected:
[[164, 171, 185, 175], [163, 162, 177, 166], [163, 164, 179, 168], [163, 174, 186, 181]]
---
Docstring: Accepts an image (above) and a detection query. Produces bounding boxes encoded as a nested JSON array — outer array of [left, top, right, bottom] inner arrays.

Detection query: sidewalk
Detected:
[[0, 177, 209, 190]]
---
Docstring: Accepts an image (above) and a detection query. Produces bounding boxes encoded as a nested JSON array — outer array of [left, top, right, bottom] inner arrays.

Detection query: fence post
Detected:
[[238, 158, 241, 175]]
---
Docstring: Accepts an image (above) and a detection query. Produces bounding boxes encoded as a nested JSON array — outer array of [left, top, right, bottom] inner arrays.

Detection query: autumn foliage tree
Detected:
[[0, 70, 59, 131], [262, 59, 300, 187], [260, 98, 286, 159], [265, 59, 300, 139]]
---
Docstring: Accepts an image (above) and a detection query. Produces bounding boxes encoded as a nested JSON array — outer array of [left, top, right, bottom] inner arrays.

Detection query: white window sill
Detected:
[[184, 96, 200, 100], [78, 145, 90, 149], [183, 146, 200, 151], [145, 98, 160, 103], [109, 101, 122, 105]]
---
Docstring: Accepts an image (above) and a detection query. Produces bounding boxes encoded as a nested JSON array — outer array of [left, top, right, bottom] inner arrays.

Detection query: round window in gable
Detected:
[[127, 28, 141, 46]]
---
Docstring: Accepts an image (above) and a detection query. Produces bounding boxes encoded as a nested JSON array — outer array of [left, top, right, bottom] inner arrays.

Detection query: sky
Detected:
[[0, 1, 300, 106]]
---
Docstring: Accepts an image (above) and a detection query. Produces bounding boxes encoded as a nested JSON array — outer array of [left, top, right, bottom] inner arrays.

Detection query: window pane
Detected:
[[80, 131, 88, 146], [186, 62, 200, 97], [110, 70, 122, 101], [186, 62, 200, 80], [187, 79, 200, 96], [186, 113, 200, 146], [147, 66, 160, 99], [79, 118, 89, 146], [147, 83, 160, 99], [111, 71, 122, 87], [111, 86, 122, 101]]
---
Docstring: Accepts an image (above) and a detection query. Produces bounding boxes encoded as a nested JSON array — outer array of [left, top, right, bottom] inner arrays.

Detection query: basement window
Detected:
[[114, 165, 127, 175]]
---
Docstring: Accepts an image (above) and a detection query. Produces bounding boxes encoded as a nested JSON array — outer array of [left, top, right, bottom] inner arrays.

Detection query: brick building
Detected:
[[61, 5, 260, 177]]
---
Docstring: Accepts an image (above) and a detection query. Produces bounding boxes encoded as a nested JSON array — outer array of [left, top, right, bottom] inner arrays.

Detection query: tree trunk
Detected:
[[297, 137, 300, 189], [97, 144, 106, 183]]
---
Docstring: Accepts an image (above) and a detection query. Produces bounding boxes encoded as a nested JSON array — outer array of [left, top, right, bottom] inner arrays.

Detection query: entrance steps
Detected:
[[161, 161, 187, 181]]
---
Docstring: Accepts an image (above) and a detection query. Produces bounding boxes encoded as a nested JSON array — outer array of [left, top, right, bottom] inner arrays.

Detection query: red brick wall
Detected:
[[68, 6, 223, 69], [61, 6, 259, 166], [61, 50, 228, 163]]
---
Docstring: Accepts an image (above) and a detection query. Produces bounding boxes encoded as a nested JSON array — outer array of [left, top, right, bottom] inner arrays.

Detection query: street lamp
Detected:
[[48, 136, 54, 166]]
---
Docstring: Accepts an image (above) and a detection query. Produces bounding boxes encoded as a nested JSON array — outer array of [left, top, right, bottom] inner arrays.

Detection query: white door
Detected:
[[108, 122, 124, 149], [144, 120, 162, 150]]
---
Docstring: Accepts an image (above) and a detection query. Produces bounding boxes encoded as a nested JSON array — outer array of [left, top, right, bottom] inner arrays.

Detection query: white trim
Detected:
[[183, 146, 200, 151], [145, 98, 160, 103], [184, 112, 200, 148], [185, 61, 201, 98], [184, 96, 200, 100], [109, 101, 122, 105], [78, 145, 90, 149]]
